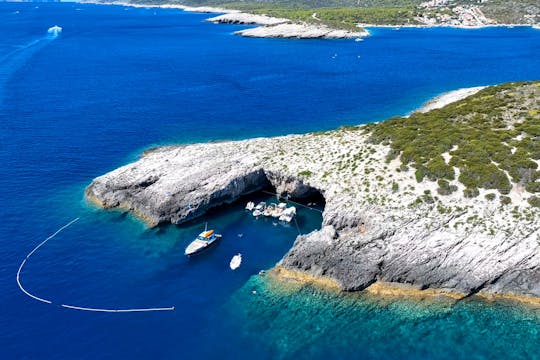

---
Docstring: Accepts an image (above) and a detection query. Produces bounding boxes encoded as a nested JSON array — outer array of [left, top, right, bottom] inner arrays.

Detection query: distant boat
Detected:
[[47, 25, 62, 35], [533, 24, 540, 30], [230, 253, 242, 270], [185, 224, 222, 256], [245, 201, 255, 211]]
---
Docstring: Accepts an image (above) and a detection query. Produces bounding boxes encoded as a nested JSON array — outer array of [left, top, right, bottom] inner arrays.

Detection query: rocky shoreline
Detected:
[[86, 82, 540, 305], [207, 13, 369, 39], [82, 1, 539, 40], [81, 1, 369, 39]]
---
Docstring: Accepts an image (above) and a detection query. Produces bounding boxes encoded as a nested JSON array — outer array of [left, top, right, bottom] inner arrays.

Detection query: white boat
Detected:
[[185, 224, 222, 256], [245, 201, 255, 211], [230, 253, 242, 270], [533, 24, 540, 30], [47, 25, 62, 35], [279, 206, 296, 223], [263, 203, 276, 217], [252, 202, 266, 217], [254, 201, 266, 211], [272, 203, 287, 218]]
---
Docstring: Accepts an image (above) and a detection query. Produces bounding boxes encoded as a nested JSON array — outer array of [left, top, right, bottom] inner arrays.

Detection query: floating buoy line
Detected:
[[16, 217, 175, 313]]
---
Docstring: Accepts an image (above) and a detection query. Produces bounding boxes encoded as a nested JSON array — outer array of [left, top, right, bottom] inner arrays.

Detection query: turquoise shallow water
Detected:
[[0, 2, 539, 359], [221, 277, 540, 360]]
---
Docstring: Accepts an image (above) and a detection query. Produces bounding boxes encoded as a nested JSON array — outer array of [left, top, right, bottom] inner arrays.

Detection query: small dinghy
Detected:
[[230, 253, 242, 270], [245, 201, 255, 211]]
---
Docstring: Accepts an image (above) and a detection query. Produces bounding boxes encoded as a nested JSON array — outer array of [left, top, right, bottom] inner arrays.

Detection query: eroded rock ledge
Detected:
[[86, 82, 540, 301]]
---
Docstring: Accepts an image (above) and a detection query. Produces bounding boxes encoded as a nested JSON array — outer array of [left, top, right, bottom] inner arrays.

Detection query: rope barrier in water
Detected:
[[16, 217, 175, 313], [293, 217, 302, 237], [60, 304, 175, 312]]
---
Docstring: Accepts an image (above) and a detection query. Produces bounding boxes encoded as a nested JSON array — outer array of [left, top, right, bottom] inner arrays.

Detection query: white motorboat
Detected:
[[272, 203, 287, 218], [252, 202, 266, 217], [245, 201, 255, 211], [230, 253, 242, 270], [185, 224, 222, 256], [254, 201, 266, 211], [279, 206, 296, 223], [263, 203, 276, 217], [47, 25, 62, 36]]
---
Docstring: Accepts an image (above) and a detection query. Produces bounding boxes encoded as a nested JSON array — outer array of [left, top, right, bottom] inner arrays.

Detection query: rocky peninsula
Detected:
[[207, 13, 369, 39], [86, 81, 540, 304]]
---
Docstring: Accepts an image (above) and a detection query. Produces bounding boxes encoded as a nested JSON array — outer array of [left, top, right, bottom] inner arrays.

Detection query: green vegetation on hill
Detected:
[[480, 0, 540, 24], [110, 0, 540, 25], [365, 81, 540, 197], [181, 0, 424, 8], [248, 7, 420, 27]]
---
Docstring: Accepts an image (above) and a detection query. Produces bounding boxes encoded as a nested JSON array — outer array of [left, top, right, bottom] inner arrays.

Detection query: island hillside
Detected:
[[86, 81, 540, 302], [94, 0, 540, 29]]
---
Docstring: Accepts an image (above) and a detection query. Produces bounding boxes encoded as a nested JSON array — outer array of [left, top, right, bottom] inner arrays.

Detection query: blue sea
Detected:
[[1, 2, 539, 359]]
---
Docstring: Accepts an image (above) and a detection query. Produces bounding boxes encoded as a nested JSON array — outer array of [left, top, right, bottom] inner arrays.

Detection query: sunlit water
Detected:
[[0, 2, 539, 359]]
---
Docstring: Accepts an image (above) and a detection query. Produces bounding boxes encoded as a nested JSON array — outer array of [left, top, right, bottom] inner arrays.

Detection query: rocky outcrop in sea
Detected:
[[207, 13, 369, 39], [86, 83, 540, 302]]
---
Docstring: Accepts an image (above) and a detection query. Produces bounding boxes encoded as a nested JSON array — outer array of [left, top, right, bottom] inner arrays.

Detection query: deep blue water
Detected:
[[0, 2, 539, 359]]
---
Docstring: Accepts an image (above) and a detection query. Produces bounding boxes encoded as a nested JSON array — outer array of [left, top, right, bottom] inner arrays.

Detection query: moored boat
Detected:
[[279, 206, 296, 223], [245, 201, 255, 211], [263, 203, 276, 217], [272, 203, 287, 218], [252, 202, 266, 217], [185, 224, 222, 256]]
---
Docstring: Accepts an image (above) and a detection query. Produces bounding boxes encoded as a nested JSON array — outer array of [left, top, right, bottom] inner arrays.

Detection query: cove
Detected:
[[1, 2, 539, 359]]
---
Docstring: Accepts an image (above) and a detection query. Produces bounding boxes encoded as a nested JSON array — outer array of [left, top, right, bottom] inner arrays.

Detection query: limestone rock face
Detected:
[[206, 13, 289, 26], [235, 23, 369, 39], [86, 143, 268, 226], [86, 132, 540, 299], [205, 12, 369, 39]]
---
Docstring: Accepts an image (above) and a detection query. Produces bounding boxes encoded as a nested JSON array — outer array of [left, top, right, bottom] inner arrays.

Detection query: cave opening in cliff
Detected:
[[278, 187, 326, 212], [256, 175, 326, 217]]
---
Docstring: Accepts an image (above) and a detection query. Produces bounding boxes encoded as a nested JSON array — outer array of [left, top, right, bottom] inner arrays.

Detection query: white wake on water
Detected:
[[0, 26, 62, 104]]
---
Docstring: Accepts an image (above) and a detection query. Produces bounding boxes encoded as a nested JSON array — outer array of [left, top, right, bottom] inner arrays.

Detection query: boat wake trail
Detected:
[[16, 217, 175, 313], [0, 26, 61, 104]]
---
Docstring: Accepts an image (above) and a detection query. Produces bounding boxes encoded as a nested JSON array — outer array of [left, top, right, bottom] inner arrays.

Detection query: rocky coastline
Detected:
[[207, 13, 369, 39], [86, 82, 540, 305], [82, 0, 540, 35]]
